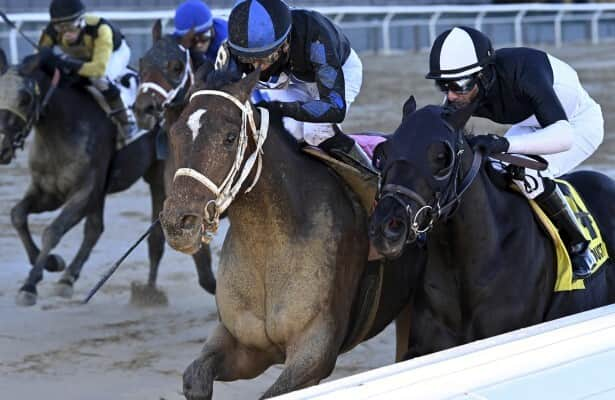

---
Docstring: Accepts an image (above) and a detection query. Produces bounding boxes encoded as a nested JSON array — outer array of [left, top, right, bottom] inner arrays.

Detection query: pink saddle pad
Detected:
[[349, 134, 386, 159]]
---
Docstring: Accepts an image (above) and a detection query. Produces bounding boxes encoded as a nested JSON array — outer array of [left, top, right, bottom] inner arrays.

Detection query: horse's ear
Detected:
[[19, 54, 40, 76], [237, 69, 260, 103], [443, 103, 475, 132], [0, 48, 8, 74], [180, 28, 195, 50], [152, 19, 162, 43], [402, 95, 416, 117], [194, 60, 214, 83]]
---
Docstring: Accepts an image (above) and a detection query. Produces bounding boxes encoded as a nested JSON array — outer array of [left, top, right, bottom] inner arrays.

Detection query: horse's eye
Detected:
[[431, 143, 454, 179], [225, 132, 237, 145]]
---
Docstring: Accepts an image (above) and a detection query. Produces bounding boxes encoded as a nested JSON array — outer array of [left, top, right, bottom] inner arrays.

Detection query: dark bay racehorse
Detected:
[[160, 70, 423, 399], [133, 21, 216, 295], [0, 49, 197, 306], [369, 97, 615, 358]]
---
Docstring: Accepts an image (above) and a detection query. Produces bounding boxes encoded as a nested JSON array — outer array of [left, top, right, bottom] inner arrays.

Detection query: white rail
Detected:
[[273, 304, 615, 399], [3, 4, 615, 62]]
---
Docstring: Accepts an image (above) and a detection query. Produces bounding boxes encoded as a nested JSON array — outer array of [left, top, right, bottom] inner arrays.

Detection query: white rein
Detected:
[[173, 89, 270, 242]]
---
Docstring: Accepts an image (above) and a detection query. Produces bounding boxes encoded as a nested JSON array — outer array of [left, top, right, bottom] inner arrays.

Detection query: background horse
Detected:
[[159, 69, 423, 399], [369, 97, 615, 358], [0, 48, 192, 306], [133, 20, 216, 295]]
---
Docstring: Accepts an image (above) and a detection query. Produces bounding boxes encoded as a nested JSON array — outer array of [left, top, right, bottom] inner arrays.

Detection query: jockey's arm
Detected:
[[76, 23, 113, 78], [277, 41, 347, 124], [505, 72, 573, 155]]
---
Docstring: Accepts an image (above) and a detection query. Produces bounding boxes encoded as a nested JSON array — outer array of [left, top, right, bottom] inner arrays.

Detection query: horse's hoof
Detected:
[[44, 254, 66, 273], [198, 277, 216, 295], [130, 282, 168, 307], [53, 279, 74, 299], [16, 285, 37, 307]]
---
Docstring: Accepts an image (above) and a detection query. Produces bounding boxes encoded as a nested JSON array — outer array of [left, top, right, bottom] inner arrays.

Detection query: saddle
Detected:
[[84, 69, 148, 150], [486, 159, 609, 291], [303, 133, 385, 353], [529, 179, 609, 291]]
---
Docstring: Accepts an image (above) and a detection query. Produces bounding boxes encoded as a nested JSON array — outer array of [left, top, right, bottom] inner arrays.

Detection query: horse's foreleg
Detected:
[[10, 187, 60, 267], [17, 185, 95, 306], [192, 245, 216, 294], [395, 302, 412, 362], [183, 324, 276, 400], [53, 203, 105, 298], [260, 318, 338, 399]]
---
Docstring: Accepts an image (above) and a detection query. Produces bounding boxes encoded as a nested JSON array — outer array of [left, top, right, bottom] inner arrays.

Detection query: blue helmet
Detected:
[[173, 0, 213, 36], [228, 0, 292, 58]]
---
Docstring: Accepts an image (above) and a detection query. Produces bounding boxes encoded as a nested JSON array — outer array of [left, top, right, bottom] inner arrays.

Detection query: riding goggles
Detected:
[[236, 46, 284, 66], [435, 76, 478, 94], [53, 17, 85, 33], [193, 29, 213, 46]]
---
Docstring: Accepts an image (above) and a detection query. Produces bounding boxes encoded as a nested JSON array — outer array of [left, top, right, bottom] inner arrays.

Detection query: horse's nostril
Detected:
[[180, 214, 199, 231], [384, 218, 405, 240]]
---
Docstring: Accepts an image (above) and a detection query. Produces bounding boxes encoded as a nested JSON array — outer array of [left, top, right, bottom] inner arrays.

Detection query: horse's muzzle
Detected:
[[160, 205, 204, 255], [0, 138, 14, 164], [368, 213, 409, 259]]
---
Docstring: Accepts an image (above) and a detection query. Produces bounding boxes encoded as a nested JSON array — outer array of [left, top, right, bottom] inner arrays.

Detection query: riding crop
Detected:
[[83, 219, 159, 303]]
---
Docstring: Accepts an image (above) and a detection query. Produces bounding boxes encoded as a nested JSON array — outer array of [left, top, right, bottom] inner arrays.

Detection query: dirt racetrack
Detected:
[[1, 44, 615, 399]]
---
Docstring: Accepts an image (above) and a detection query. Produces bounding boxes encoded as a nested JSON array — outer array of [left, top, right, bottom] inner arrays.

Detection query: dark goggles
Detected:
[[53, 17, 85, 33], [193, 29, 213, 45], [435, 76, 478, 94], [235, 46, 283, 66]]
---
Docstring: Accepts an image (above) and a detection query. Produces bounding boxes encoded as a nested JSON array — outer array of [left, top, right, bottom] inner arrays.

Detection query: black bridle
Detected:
[[1, 69, 55, 154], [378, 129, 483, 242]]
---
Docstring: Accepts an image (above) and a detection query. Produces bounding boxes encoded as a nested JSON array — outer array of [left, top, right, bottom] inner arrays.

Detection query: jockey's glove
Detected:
[[55, 55, 83, 76], [255, 100, 284, 115], [467, 134, 510, 155], [37, 48, 83, 76]]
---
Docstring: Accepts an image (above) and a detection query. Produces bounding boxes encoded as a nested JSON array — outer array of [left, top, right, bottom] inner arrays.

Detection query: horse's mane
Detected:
[[204, 68, 242, 90]]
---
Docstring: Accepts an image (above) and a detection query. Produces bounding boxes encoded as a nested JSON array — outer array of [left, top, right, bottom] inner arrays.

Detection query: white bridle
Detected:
[[137, 46, 195, 108], [174, 89, 270, 243]]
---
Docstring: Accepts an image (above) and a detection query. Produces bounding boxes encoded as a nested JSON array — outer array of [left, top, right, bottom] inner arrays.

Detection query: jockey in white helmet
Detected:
[[426, 26, 604, 279]]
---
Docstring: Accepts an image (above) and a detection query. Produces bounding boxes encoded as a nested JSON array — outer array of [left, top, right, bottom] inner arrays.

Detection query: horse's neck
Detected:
[[227, 118, 330, 233]]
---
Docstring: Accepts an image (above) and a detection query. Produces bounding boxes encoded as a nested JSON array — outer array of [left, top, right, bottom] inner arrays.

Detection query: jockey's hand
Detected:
[[254, 101, 284, 115], [55, 55, 83, 75], [467, 134, 509, 155]]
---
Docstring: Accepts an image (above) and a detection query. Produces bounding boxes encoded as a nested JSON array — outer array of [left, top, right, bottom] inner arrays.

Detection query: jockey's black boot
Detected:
[[535, 181, 595, 279], [318, 126, 376, 174], [103, 86, 139, 146]]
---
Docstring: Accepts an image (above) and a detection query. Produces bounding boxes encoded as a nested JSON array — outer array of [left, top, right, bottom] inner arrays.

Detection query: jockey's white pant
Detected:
[[88, 40, 131, 92], [258, 48, 363, 146], [508, 96, 604, 199]]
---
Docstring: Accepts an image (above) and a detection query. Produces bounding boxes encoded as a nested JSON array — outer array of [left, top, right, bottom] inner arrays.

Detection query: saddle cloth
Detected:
[[528, 179, 609, 291]]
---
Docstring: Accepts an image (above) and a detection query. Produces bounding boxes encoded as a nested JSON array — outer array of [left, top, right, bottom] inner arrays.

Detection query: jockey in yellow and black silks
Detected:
[[38, 0, 139, 142]]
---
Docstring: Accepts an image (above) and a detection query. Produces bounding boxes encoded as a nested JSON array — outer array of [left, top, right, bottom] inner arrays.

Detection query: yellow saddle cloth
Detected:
[[528, 179, 609, 292]]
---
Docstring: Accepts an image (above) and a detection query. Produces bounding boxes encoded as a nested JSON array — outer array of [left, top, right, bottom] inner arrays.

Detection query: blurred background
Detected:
[[3, 0, 615, 66]]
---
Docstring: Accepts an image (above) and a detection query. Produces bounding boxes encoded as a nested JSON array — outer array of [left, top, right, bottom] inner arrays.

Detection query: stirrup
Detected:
[[571, 242, 595, 280]]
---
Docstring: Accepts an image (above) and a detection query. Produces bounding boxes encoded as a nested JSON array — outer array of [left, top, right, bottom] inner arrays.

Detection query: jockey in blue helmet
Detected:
[[222, 0, 371, 171], [173, 0, 228, 69]]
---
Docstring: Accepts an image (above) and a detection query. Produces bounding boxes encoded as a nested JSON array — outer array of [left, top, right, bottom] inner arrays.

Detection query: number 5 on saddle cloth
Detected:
[[501, 160, 609, 291]]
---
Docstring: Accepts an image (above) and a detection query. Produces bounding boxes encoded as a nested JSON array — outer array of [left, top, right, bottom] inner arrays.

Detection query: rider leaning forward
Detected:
[[426, 26, 604, 279], [219, 0, 372, 170], [172, 0, 228, 70], [37, 0, 140, 144]]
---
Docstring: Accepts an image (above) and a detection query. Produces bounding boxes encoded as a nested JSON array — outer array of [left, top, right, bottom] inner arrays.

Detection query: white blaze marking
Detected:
[[0, 133, 5, 143], [187, 109, 207, 141]]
